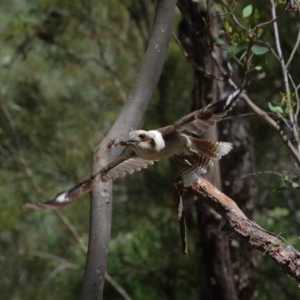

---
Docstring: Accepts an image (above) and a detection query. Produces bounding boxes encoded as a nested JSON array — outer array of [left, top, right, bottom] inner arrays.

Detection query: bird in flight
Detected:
[[24, 89, 241, 209]]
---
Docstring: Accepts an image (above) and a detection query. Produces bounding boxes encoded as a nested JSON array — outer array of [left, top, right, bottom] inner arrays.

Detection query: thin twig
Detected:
[[286, 7, 300, 67], [172, 33, 225, 82], [54, 212, 132, 300], [288, 73, 300, 120], [54, 210, 87, 253], [32, 252, 79, 286], [242, 93, 300, 168], [105, 273, 133, 300], [270, 0, 300, 153], [235, 170, 284, 182]]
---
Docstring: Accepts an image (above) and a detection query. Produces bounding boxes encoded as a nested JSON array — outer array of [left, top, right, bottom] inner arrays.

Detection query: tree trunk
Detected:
[[80, 1, 177, 299], [177, 1, 257, 299], [219, 101, 258, 300]]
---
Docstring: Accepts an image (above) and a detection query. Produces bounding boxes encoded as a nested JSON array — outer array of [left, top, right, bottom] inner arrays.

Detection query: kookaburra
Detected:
[[25, 89, 241, 209], [114, 129, 232, 184]]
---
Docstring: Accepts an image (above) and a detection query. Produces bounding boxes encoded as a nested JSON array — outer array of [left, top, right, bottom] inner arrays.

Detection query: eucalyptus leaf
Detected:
[[268, 102, 284, 114], [251, 44, 269, 55], [242, 5, 253, 18]]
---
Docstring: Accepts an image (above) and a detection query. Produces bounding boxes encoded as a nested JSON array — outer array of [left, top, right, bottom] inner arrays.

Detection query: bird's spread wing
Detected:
[[24, 151, 155, 210], [159, 89, 241, 137], [101, 157, 155, 181]]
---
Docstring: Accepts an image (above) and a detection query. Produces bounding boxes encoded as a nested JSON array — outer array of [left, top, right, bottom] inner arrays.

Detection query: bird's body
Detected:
[[123, 130, 190, 159], [120, 129, 232, 184]]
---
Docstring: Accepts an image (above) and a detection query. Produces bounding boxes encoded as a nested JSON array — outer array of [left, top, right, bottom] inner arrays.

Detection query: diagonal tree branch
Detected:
[[187, 177, 300, 283], [241, 93, 300, 168], [80, 1, 177, 299]]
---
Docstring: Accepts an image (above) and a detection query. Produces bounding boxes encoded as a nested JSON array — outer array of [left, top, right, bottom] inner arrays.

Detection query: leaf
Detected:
[[251, 44, 269, 55], [268, 102, 284, 114], [242, 5, 253, 18]]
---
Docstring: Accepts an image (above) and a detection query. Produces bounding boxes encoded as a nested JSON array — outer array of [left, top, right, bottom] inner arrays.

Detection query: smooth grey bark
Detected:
[[80, 1, 177, 299]]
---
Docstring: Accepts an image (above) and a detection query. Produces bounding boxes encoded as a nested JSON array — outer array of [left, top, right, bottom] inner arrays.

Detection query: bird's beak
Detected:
[[120, 136, 139, 146]]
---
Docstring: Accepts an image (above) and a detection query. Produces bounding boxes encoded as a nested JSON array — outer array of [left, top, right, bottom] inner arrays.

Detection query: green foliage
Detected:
[[268, 102, 284, 114], [0, 1, 145, 299], [219, 2, 272, 74], [250, 44, 269, 55], [1, 0, 300, 299], [0, 1, 194, 299], [219, 1, 300, 298], [242, 4, 253, 18], [268, 91, 297, 117]]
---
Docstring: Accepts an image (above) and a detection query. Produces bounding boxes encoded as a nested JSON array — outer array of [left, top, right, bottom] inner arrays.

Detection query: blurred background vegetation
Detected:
[[0, 1, 300, 299]]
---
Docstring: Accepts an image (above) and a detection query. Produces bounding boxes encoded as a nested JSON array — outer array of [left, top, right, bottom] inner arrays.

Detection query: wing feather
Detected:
[[24, 155, 155, 210], [102, 157, 155, 181], [159, 89, 241, 137], [179, 90, 240, 135], [188, 138, 233, 159], [172, 139, 233, 185]]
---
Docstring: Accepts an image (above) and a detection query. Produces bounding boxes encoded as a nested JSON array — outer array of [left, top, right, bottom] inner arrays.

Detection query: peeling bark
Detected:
[[188, 177, 300, 283]]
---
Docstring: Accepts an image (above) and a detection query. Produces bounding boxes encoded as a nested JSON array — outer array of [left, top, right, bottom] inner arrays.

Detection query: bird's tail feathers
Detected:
[[215, 141, 233, 159], [189, 138, 233, 160]]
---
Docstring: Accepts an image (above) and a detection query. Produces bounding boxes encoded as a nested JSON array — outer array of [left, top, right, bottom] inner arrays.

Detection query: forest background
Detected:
[[1, 0, 300, 299]]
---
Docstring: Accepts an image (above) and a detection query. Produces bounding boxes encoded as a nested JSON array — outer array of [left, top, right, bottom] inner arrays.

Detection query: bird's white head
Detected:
[[121, 130, 165, 152]]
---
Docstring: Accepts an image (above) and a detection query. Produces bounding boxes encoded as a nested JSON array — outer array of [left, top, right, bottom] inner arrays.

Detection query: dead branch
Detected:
[[188, 177, 300, 283]]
